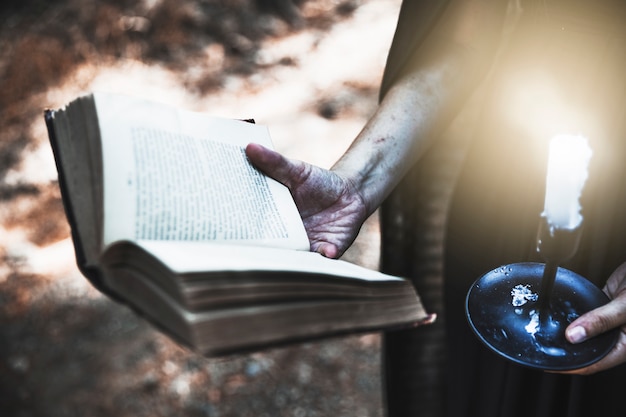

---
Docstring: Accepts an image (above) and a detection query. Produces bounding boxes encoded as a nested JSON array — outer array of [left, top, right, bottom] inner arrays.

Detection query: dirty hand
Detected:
[[245, 143, 368, 259]]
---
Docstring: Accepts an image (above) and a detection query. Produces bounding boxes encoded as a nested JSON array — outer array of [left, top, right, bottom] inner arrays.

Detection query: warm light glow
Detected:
[[543, 134, 592, 229], [500, 70, 596, 144]]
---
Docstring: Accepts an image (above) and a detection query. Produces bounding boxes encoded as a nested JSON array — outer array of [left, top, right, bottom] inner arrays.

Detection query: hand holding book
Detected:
[[45, 92, 432, 356], [245, 142, 368, 259]]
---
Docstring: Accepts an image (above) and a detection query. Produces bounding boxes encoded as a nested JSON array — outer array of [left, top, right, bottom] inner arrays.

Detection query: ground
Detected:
[[0, 0, 402, 416]]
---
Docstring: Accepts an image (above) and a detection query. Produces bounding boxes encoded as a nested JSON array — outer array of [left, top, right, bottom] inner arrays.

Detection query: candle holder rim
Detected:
[[465, 262, 619, 371]]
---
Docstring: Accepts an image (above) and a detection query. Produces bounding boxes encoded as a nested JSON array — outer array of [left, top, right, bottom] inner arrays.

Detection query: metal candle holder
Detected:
[[536, 217, 583, 324], [465, 217, 618, 371]]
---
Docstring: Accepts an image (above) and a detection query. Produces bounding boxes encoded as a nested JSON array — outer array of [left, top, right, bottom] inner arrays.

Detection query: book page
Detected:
[[95, 92, 308, 250], [134, 240, 405, 282]]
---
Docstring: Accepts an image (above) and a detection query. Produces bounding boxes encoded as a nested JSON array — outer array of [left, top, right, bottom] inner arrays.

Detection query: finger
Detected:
[[562, 331, 626, 375], [245, 143, 303, 189], [566, 295, 626, 344], [311, 241, 340, 259], [604, 262, 626, 298]]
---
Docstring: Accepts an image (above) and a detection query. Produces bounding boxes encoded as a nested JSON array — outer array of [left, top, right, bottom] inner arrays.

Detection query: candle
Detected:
[[542, 134, 592, 229]]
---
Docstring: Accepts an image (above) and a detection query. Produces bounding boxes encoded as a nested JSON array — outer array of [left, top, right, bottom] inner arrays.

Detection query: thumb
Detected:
[[566, 263, 626, 344], [566, 295, 626, 344], [245, 143, 302, 189]]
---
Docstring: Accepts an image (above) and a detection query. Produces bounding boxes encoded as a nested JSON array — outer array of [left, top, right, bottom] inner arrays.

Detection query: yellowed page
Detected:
[[95, 92, 309, 250]]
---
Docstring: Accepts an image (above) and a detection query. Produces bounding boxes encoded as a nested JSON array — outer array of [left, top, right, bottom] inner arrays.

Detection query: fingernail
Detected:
[[567, 326, 587, 344]]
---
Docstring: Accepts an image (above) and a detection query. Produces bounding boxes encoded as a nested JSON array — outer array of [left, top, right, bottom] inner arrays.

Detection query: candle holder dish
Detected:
[[466, 217, 618, 370], [465, 262, 618, 371]]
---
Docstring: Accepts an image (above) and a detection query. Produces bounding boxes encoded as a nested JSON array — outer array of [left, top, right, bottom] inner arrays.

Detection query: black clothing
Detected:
[[380, 1, 626, 416]]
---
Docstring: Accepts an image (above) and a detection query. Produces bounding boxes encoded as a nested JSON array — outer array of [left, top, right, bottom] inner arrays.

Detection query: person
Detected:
[[246, 0, 626, 416]]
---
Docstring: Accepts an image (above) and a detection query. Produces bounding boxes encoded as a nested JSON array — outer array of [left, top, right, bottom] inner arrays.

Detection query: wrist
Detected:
[[331, 153, 388, 218]]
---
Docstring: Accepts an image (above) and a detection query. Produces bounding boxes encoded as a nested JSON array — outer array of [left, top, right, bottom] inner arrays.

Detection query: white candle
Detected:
[[543, 134, 592, 229]]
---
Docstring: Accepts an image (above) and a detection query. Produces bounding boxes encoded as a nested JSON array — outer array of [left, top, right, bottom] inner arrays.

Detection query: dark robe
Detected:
[[379, 1, 626, 416]]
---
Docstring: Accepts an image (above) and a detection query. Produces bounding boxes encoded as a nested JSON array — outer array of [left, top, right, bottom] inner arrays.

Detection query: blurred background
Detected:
[[0, 0, 402, 415]]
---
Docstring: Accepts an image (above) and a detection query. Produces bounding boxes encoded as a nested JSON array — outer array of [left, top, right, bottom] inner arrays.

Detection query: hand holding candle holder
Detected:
[[465, 135, 619, 371]]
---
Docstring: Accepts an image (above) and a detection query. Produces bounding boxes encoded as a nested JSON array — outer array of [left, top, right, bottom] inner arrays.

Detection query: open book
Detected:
[[44, 92, 431, 356]]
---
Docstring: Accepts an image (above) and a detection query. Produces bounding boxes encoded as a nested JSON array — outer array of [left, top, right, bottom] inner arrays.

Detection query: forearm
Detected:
[[331, 54, 472, 216], [331, 0, 511, 216]]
